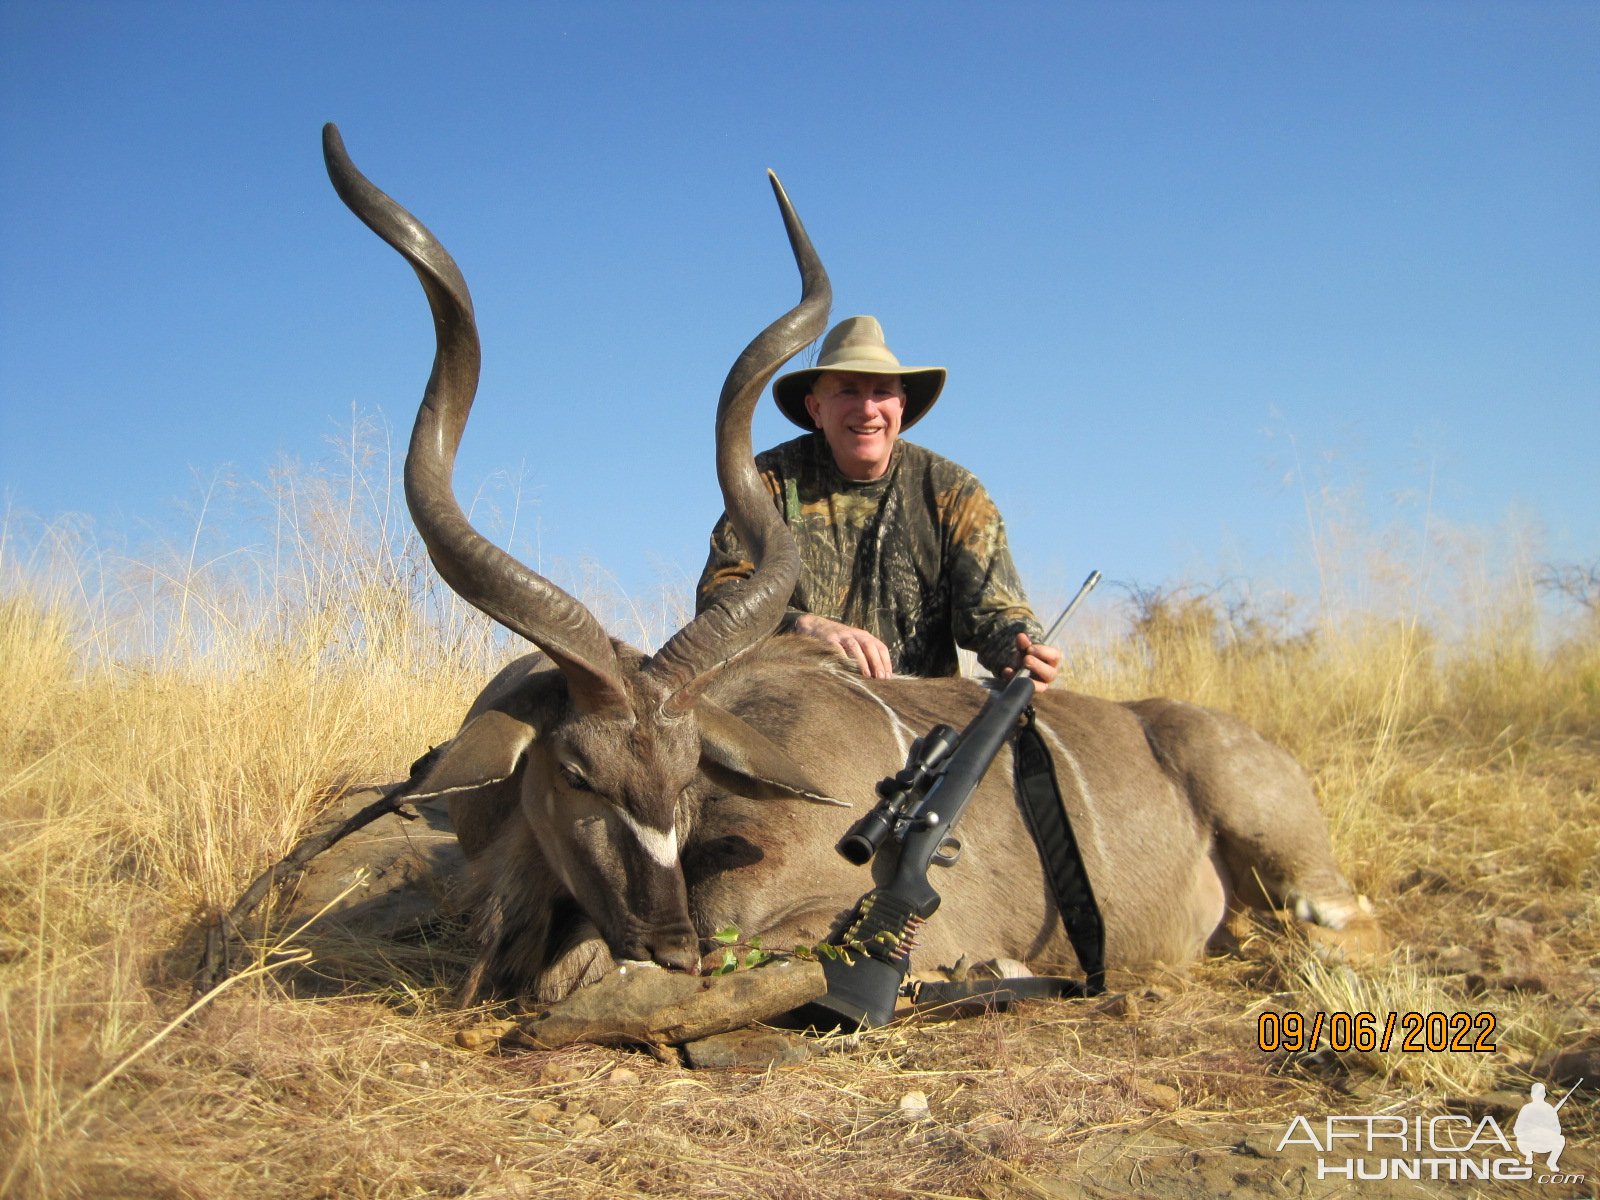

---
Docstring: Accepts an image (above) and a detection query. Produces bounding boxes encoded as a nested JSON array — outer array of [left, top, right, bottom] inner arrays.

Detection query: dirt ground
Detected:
[[85, 838, 1588, 1200]]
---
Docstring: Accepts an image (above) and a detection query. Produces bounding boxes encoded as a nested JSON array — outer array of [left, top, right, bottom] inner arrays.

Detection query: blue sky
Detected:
[[2, 1, 1595, 623]]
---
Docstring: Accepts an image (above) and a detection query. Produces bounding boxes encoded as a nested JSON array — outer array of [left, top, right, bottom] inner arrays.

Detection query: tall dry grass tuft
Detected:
[[1072, 539, 1599, 1100], [0, 429, 512, 1195], [2, 432, 1596, 1196]]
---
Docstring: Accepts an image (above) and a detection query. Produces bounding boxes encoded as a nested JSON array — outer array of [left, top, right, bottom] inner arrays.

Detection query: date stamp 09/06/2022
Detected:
[[1258, 1010, 1498, 1055]]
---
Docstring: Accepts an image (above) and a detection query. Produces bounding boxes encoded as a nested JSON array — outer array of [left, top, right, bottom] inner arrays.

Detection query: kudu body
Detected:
[[324, 127, 1377, 1004]]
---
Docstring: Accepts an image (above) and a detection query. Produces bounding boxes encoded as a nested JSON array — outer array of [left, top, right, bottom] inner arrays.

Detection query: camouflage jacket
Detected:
[[696, 433, 1042, 678]]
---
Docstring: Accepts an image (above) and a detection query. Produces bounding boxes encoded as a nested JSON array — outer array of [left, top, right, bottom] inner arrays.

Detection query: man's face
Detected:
[[804, 371, 906, 481]]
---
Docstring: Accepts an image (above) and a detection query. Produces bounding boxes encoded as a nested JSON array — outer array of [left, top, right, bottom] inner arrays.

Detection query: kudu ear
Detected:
[[695, 700, 846, 806], [409, 709, 537, 859]]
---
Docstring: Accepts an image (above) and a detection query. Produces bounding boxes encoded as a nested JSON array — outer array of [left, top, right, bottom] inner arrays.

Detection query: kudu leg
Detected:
[[1128, 699, 1379, 937]]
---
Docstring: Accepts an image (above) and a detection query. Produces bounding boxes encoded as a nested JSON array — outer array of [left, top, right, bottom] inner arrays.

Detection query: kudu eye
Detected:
[[558, 764, 593, 792]]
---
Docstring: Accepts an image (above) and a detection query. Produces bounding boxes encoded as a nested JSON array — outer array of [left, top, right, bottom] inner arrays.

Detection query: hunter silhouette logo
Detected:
[[1514, 1081, 1579, 1170], [1275, 1078, 1586, 1185]]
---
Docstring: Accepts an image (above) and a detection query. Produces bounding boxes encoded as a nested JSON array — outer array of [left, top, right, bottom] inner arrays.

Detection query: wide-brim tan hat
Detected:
[[773, 315, 946, 431]]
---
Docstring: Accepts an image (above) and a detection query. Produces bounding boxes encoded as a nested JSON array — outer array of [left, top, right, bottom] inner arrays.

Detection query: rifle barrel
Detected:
[[1020, 569, 1100, 681], [1552, 1078, 1583, 1110]]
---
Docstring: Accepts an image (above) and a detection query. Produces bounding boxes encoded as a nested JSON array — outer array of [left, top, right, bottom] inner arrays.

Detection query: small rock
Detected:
[[606, 1067, 641, 1086], [1427, 945, 1481, 974], [570, 1112, 602, 1135], [524, 1100, 561, 1123], [455, 1020, 516, 1051], [898, 1090, 931, 1121], [589, 1085, 642, 1124], [682, 1029, 812, 1070], [540, 1058, 592, 1085], [1306, 920, 1387, 962], [1134, 1081, 1180, 1110]]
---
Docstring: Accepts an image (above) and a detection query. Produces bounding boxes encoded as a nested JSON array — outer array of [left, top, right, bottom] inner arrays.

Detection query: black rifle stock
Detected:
[[805, 673, 1039, 1029]]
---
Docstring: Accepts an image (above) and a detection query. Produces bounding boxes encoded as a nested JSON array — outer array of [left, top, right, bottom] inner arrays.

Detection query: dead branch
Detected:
[[196, 749, 439, 992], [500, 960, 827, 1051]]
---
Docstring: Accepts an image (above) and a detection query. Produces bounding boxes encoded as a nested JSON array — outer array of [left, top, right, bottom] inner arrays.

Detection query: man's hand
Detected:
[[791, 613, 895, 679], [997, 631, 1062, 694]]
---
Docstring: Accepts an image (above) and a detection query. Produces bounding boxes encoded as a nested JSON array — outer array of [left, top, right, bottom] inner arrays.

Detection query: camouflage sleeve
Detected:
[[695, 513, 755, 614], [940, 478, 1044, 675]]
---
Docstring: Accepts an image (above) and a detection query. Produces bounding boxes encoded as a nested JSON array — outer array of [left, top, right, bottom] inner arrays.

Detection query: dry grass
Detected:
[[2, 445, 1597, 1198]]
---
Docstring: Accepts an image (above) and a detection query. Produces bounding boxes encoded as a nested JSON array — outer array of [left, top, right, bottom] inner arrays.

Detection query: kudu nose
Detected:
[[648, 934, 700, 975]]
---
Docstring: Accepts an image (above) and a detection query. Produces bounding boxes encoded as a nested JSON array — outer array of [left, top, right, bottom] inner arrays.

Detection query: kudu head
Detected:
[[323, 124, 833, 974]]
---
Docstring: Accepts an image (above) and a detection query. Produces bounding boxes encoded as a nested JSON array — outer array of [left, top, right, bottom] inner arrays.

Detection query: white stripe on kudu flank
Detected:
[[847, 677, 916, 759], [616, 809, 680, 868]]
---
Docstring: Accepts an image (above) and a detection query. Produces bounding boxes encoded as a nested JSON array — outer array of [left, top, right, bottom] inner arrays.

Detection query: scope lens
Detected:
[[836, 812, 891, 865], [837, 835, 874, 866]]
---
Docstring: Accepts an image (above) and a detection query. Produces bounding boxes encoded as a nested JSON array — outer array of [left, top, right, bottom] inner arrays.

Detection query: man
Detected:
[[697, 315, 1061, 690]]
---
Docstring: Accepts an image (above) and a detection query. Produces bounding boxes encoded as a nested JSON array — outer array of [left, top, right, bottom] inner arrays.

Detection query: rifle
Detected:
[[803, 572, 1106, 1030]]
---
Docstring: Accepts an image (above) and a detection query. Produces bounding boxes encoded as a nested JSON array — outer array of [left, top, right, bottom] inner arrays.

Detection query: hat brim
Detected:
[[773, 364, 946, 432]]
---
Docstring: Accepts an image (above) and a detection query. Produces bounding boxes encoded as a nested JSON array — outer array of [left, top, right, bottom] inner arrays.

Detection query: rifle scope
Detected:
[[836, 723, 960, 865]]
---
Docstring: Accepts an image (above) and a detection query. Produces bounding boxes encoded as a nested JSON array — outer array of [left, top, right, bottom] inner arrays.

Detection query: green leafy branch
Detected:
[[707, 925, 903, 973], [707, 926, 775, 975]]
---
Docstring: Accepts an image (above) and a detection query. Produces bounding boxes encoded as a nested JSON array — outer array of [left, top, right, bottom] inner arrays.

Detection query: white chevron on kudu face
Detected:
[[616, 809, 679, 869]]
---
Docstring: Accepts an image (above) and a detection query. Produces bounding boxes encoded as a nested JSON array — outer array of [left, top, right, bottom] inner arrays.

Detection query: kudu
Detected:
[[324, 126, 1379, 1005]]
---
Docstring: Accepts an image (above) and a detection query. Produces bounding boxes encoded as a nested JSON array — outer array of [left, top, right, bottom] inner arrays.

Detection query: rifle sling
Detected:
[[909, 975, 1093, 1015], [1012, 707, 1107, 994]]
